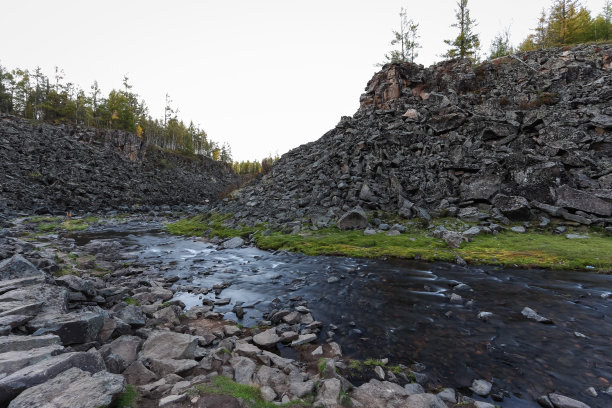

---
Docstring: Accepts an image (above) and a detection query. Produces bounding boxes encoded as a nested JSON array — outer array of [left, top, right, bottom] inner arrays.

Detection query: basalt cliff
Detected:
[[218, 44, 612, 229]]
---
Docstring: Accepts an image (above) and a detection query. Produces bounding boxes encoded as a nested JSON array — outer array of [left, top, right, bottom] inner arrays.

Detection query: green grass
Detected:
[[318, 359, 328, 376], [194, 376, 311, 408], [166, 213, 260, 239], [124, 297, 140, 306], [113, 385, 140, 408], [27, 215, 99, 233], [254, 227, 612, 272]]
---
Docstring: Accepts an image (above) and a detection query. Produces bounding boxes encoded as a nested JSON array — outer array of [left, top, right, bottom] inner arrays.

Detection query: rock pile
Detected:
[[217, 44, 612, 231], [0, 115, 239, 214]]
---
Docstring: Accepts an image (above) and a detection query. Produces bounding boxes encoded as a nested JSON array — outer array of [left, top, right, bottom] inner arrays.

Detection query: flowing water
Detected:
[[72, 225, 612, 407]]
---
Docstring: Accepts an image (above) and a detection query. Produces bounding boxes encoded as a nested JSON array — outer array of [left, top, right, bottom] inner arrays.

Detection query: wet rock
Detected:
[[230, 356, 256, 384], [548, 393, 592, 408], [470, 379, 492, 396], [0, 351, 106, 405], [327, 276, 340, 284], [478, 312, 493, 321], [253, 328, 280, 348], [0, 255, 44, 281], [7, 367, 125, 408], [337, 207, 368, 230], [521, 307, 553, 324], [585, 387, 597, 397], [449, 293, 463, 305], [141, 331, 198, 360], [222, 237, 244, 249]]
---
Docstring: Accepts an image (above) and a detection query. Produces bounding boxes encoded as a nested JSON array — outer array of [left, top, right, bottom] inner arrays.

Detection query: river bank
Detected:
[[1, 213, 610, 407]]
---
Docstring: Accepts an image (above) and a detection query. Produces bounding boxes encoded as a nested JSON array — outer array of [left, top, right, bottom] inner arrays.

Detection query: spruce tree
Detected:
[[383, 8, 421, 64], [444, 0, 480, 61]]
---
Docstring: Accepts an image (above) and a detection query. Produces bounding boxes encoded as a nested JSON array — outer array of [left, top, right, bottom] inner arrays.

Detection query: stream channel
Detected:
[[71, 223, 612, 408]]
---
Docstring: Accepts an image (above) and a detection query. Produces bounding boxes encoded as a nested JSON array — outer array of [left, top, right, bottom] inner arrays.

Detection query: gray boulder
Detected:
[[230, 356, 256, 385], [492, 195, 531, 221], [0, 351, 106, 405], [548, 393, 591, 408], [222, 237, 245, 249], [141, 331, 198, 360], [115, 304, 146, 327], [7, 367, 125, 408], [148, 358, 198, 377], [253, 328, 280, 348], [556, 185, 612, 216], [337, 207, 368, 230], [29, 310, 104, 345], [470, 379, 492, 396], [521, 307, 553, 324], [0, 345, 65, 377], [0, 255, 44, 281], [122, 360, 158, 385], [0, 334, 61, 353]]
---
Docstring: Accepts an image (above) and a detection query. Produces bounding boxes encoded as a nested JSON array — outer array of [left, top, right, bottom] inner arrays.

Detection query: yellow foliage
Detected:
[[111, 110, 119, 120], [136, 124, 143, 138], [212, 149, 220, 161]]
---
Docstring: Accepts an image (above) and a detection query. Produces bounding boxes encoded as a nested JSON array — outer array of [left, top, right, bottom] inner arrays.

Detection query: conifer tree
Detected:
[[443, 0, 480, 61], [489, 27, 514, 59], [383, 7, 421, 64]]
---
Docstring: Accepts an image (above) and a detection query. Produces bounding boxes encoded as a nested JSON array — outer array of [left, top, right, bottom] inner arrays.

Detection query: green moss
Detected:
[[318, 359, 327, 377], [254, 226, 612, 272], [124, 297, 140, 306], [113, 385, 140, 408], [166, 213, 260, 239], [37, 222, 59, 233], [194, 376, 312, 408]]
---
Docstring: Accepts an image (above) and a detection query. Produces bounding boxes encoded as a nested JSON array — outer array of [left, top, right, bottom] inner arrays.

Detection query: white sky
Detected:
[[1, 0, 608, 161]]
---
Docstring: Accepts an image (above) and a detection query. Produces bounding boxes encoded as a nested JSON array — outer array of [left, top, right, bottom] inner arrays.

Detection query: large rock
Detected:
[[0, 334, 61, 353], [556, 185, 612, 216], [29, 310, 105, 345], [222, 237, 245, 249], [547, 393, 591, 408], [0, 351, 106, 405], [230, 356, 257, 385], [460, 175, 501, 201], [7, 367, 125, 408], [115, 304, 146, 327], [100, 335, 142, 372], [141, 330, 198, 360], [253, 328, 280, 348], [492, 195, 531, 221], [148, 358, 198, 377], [315, 378, 342, 407], [0, 255, 44, 281], [122, 360, 158, 385], [0, 345, 65, 377], [337, 206, 368, 230]]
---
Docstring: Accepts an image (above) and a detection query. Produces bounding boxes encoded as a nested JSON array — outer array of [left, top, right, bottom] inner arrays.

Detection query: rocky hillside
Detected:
[[0, 115, 239, 214], [218, 44, 612, 228]]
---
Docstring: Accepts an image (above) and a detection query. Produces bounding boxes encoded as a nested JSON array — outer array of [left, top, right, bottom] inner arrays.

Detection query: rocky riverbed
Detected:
[[0, 214, 609, 408]]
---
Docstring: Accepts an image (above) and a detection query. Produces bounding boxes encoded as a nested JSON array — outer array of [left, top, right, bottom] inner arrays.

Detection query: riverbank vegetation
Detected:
[[167, 214, 612, 272]]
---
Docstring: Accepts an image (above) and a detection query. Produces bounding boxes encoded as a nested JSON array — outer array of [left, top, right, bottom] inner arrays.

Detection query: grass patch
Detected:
[[124, 297, 140, 306], [166, 213, 260, 239], [194, 376, 311, 408], [254, 226, 612, 272], [113, 384, 140, 408], [318, 359, 328, 377]]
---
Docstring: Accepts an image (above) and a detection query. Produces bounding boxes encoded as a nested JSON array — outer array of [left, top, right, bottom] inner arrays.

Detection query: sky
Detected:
[[1, 0, 608, 161]]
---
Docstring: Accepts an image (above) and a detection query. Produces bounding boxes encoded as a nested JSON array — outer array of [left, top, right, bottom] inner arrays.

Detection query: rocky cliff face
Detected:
[[0, 116, 239, 213], [219, 44, 612, 227]]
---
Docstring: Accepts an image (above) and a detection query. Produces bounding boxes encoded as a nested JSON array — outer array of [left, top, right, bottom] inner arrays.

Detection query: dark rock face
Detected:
[[0, 116, 239, 213], [217, 44, 612, 228]]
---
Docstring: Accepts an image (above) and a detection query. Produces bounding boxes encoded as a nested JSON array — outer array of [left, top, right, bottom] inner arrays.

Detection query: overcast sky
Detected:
[[1, 0, 608, 161]]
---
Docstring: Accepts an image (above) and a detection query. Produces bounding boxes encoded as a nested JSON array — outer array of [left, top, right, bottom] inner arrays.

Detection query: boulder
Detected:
[[122, 360, 158, 385], [492, 195, 531, 221], [290, 333, 317, 347], [0, 334, 61, 353], [253, 328, 280, 348], [141, 331, 198, 360], [7, 367, 125, 408], [548, 393, 591, 408], [315, 378, 342, 407], [100, 335, 142, 371], [405, 393, 447, 408], [556, 185, 612, 216], [337, 206, 368, 230], [115, 304, 146, 327], [29, 310, 104, 345], [230, 356, 256, 385], [0, 345, 65, 377], [470, 379, 492, 396], [0, 255, 44, 281], [0, 351, 106, 405], [222, 237, 245, 249], [521, 307, 553, 324], [148, 358, 198, 377]]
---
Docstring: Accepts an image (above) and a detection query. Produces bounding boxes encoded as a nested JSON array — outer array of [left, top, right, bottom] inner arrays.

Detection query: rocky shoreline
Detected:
[[0, 214, 602, 408]]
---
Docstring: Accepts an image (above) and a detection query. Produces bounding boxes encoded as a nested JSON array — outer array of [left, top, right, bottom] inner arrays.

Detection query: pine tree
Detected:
[[443, 0, 480, 61], [547, 0, 582, 45], [383, 8, 421, 64]]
